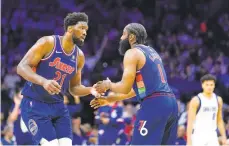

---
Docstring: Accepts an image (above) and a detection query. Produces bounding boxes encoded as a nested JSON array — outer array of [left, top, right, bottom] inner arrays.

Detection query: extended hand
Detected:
[[43, 80, 61, 95], [90, 88, 102, 98], [94, 78, 111, 93], [90, 97, 109, 109]]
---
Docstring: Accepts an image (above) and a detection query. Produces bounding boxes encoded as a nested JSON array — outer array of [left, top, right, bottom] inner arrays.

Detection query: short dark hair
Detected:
[[64, 12, 88, 32], [125, 23, 147, 44], [200, 74, 216, 83]]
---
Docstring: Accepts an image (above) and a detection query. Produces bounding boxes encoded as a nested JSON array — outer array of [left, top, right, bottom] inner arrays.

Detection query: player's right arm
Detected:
[[187, 96, 200, 146], [90, 89, 136, 109], [106, 89, 136, 103], [17, 36, 61, 94]]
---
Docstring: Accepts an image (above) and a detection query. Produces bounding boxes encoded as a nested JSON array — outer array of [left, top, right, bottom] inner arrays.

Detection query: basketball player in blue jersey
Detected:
[[90, 23, 178, 145], [17, 12, 99, 146]]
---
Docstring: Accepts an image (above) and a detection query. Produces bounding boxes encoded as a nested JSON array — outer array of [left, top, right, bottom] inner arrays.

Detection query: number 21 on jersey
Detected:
[[53, 71, 67, 86]]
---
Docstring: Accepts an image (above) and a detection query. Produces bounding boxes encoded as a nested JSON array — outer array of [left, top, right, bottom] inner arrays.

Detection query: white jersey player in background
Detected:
[[187, 74, 227, 146]]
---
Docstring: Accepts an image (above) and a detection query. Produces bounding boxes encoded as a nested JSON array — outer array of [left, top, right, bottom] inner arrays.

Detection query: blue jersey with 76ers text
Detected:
[[21, 35, 78, 103]]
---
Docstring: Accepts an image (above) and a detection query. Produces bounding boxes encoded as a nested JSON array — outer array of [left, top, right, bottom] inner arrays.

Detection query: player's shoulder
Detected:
[[37, 35, 54, 44], [77, 47, 84, 57], [76, 48, 85, 68], [126, 48, 139, 54], [190, 96, 200, 106], [125, 47, 142, 60], [36, 35, 55, 49], [216, 95, 223, 104], [133, 44, 155, 57], [77, 48, 84, 62], [216, 95, 223, 100]]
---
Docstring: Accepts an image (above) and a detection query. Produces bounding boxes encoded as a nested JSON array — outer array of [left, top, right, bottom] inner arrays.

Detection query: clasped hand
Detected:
[[93, 78, 111, 93], [90, 78, 112, 109]]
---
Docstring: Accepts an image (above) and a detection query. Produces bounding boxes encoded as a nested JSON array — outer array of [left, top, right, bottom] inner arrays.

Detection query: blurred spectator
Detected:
[[178, 102, 189, 126], [3, 67, 21, 94], [202, 55, 214, 72], [0, 125, 16, 145], [226, 119, 229, 138], [95, 101, 125, 145], [72, 114, 85, 145], [64, 91, 82, 117], [175, 125, 187, 145], [1, 112, 5, 132], [200, 21, 207, 33], [162, 12, 180, 32], [184, 13, 198, 33], [7, 90, 33, 145], [218, 13, 229, 32], [211, 61, 223, 76]]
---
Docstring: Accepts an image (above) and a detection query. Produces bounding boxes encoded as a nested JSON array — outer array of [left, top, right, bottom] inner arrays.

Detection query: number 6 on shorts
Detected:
[[139, 120, 148, 136]]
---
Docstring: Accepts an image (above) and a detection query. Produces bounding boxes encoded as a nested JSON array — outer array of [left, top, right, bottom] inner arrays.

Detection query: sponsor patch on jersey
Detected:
[[28, 119, 38, 136]]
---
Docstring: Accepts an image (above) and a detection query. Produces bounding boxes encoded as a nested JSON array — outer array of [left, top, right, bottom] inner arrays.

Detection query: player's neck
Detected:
[[202, 92, 213, 98], [62, 34, 75, 54], [131, 43, 140, 48]]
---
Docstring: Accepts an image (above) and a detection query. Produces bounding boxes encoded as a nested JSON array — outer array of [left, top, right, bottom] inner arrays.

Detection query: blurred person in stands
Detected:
[[72, 114, 84, 145], [122, 103, 137, 142], [7, 88, 33, 145], [0, 125, 16, 145], [63, 91, 82, 117], [95, 98, 125, 145], [4, 67, 21, 96], [211, 61, 223, 76], [178, 102, 189, 126], [80, 123, 94, 145], [226, 120, 229, 144], [175, 125, 186, 145]]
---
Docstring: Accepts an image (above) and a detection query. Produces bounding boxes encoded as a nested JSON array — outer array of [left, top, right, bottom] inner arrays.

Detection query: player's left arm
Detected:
[[69, 49, 93, 97], [217, 96, 227, 143], [97, 49, 138, 94]]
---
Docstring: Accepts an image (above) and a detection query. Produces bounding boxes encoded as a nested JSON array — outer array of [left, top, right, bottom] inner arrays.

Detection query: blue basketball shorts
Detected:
[[131, 93, 178, 145], [20, 97, 72, 144]]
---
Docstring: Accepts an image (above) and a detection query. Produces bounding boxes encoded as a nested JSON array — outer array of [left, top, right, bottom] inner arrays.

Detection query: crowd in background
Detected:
[[1, 0, 229, 145]]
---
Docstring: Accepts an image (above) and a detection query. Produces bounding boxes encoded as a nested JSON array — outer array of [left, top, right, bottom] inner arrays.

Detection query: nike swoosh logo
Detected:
[[56, 51, 62, 53]]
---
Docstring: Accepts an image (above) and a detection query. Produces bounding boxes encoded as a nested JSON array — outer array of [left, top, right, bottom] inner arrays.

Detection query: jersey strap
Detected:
[[196, 95, 201, 114], [215, 94, 219, 108], [41, 35, 56, 61]]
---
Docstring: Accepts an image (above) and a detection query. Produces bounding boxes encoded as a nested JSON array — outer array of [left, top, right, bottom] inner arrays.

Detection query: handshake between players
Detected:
[[90, 78, 113, 109]]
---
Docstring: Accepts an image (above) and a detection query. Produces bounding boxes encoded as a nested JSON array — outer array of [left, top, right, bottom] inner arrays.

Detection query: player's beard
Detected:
[[72, 35, 84, 47], [118, 37, 131, 56]]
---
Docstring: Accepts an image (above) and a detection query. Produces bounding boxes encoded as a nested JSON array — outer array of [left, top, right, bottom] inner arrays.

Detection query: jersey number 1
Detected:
[[157, 64, 166, 83], [53, 71, 67, 86]]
